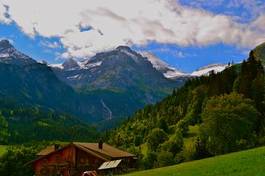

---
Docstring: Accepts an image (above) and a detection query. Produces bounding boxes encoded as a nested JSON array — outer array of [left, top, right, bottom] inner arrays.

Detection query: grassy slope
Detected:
[[124, 146, 265, 176]]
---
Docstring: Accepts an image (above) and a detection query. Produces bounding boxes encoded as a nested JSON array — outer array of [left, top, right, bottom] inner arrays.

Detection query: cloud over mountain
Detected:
[[1, 0, 265, 58]]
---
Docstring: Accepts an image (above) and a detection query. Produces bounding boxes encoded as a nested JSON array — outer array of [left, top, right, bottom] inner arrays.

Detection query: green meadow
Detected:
[[124, 146, 265, 176]]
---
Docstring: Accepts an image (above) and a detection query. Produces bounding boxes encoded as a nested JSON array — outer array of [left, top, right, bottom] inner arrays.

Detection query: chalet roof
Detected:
[[30, 142, 135, 165], [74, 142, 135, 159], [37, 145, 56, 156]]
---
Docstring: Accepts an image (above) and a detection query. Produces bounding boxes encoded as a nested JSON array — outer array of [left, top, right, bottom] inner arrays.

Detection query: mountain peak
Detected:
[[116, 45, 132, 52], [62, 58, 80, 70], [0, 40, 13, 51], [0, 40, 36, 66]]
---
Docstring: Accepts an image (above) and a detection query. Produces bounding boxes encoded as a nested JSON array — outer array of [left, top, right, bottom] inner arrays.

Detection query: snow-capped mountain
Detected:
[[50, 49, 188, 81], [191, 64, 228, 77], [0, 40, 36, 66], [141, 52, 187, 79], [50, 46, 229, 83], [51, 46, 183, 93]]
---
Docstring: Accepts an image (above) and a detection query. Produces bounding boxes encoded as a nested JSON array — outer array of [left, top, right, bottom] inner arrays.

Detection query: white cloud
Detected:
[[0, 2, 11, 24], [0, 0, 265, 58], [147, 47, 185, 58], [40, 40, 61, 49]]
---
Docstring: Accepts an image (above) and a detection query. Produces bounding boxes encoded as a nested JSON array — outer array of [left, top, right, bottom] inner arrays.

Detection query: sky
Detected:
[[0, 0, 265, 73]]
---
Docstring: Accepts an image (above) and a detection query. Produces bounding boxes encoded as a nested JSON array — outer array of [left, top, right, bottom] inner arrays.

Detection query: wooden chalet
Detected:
[[29, 142, 136, 176]]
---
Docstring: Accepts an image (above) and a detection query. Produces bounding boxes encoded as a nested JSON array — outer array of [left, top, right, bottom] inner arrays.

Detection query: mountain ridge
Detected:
[[0, 40, 184, 124], [50, 48, 230, 80]]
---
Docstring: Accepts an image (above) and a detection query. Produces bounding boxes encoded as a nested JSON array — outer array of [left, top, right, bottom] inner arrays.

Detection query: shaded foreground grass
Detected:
[[124, 146, 265, 176]]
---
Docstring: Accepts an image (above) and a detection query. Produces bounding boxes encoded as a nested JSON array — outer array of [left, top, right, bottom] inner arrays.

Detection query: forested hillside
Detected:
[[0, 100, 99, 144], [109, 49, 265, 169]]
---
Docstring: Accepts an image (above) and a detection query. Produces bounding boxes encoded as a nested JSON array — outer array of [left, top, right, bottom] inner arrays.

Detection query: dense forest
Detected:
[[0, 101, 99, 144], [109, 50, 265, 169]]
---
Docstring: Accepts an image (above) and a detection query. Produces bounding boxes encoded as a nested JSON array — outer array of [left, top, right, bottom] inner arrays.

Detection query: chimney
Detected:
[[54, 144, 60, 150], [98, 139, 103, 150]]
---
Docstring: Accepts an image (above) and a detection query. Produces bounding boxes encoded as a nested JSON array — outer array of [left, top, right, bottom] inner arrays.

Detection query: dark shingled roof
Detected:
[[74, 142, 135, 159], [34, 142, 135, 164], [37, 146, 56, 156]]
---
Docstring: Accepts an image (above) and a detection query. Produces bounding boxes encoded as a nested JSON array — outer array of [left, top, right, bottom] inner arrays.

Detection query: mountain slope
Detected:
[[140, 52, 187, 79], [0, 102, 99, 143], [0, 40, 108, 121], [109, 47, 265, 168]]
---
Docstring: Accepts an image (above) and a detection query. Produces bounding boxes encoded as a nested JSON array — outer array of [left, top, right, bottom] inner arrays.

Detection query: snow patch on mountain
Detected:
[[49, 63, 64, 69], [141, 52, 187, 79], [50, 60, 102, 70], [81, 61, 102, 69], [116, 46, 141, 63], [67, 74, 81, 80], [0, 53, 9, 58], [164, 69, 188, 78], [191, 64, 228, 76]]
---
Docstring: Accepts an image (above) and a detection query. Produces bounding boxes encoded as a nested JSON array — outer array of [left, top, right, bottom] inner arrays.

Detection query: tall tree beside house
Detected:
[[0, 144, 46, 176]]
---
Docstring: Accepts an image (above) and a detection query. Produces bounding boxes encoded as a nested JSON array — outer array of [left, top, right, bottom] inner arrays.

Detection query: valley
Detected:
[[0, 39, 264, 175], [1, 1, 265, 175]]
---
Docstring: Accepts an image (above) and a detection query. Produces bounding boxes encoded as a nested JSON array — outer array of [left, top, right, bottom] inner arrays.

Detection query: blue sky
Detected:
[[0, 0, 264, 73]]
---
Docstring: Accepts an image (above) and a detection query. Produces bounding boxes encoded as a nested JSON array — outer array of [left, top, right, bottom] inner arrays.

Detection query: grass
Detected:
[[123, 146, 265, 176], [0, 145, 7, 156]]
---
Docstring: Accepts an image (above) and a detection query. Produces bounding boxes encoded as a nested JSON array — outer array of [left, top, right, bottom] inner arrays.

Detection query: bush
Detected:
[[160, 129, 183, 155], [174, 151, 185, 164], [156, 151, 175, 167], [182, 139, 196, 161], [146, 128, 168, 151], [142, 151, 157, 169]]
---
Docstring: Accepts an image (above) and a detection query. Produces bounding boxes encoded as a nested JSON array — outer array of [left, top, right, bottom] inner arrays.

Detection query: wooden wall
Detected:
[[34, 145, 75, 176], [33, 145, 105, 176]]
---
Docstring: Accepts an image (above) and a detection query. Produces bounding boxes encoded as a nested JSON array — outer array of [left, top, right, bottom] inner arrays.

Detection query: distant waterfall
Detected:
[[101, 99, 112, 120]]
